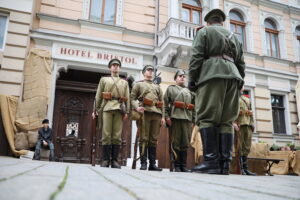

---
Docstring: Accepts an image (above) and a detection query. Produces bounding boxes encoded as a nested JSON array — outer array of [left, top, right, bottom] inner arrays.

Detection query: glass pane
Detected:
[[264, 19, 277, 30], [271, 33, 279, 58], [229, 10, 243, 22], [183, 0, 201, 7], [192, 10, 200, 24], [266, 32, 271, 56], [236, 25, 245, 46], [103, 0, 116, 25], [182, 8, 190, 22], [90, 0, 103, 22], [0, 15, 7, 49], [271, 95, 284, 107], [230, 23, 235, 32], [66, 116, 79, 137], [296, 26, 300, 36]]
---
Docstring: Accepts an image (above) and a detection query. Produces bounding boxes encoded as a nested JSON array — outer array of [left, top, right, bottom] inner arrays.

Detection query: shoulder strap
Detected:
[[241, 96, 251, 110], [111, 77, 122, 97], [174, 85, 189, 102]]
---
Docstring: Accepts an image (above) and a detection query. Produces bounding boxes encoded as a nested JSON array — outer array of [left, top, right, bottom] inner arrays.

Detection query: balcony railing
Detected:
[[157, 18, 200, 47]]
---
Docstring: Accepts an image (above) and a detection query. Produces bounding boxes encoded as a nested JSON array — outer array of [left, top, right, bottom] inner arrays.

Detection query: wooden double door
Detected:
[[52, 80, 131, 165]]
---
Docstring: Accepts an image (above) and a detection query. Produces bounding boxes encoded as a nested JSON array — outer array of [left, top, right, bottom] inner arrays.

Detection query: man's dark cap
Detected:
[[174, 69, 186, 80], [142, 65, 154, 74], [108, 58, 122, 68], [42, 119, 49, 124], [204, 9, 226, 22]]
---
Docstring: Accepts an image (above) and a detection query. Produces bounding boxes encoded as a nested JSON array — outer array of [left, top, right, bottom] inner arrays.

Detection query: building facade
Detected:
[[1, 0, 300, 163]]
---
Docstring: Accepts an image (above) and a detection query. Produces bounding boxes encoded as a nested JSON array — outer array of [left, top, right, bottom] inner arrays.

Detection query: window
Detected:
[[229, 10, 246, 50], [297, 26, 300, 60], [264, 19, 280, 58], [0, 14, 8, 51], [182, 0, 202, 24], [271, 95, 286, 134], [89, 0, 117, 25]]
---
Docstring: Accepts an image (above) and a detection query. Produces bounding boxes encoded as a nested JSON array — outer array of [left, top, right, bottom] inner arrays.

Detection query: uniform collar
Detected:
[[111, 74, 119, 78], [144, 79, 152, 83]]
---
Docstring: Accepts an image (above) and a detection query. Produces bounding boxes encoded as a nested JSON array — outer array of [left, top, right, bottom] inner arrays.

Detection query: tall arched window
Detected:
[[182, 0, 202, 24], [264, 18, 280, 58], [297, 26, 300, 60], [229, 10, 246, 50], [90, 0, 117, 25]]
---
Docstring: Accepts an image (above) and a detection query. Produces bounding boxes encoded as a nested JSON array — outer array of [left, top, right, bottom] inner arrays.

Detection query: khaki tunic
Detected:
[[131, 80, 164, 147], [164, 85, 195, 151], [95, 75, 130, 145]]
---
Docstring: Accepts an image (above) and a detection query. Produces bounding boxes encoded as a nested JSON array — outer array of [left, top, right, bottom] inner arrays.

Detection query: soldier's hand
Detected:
[[92, 111, 98, 119], [233, 123, 240, 132], [166, 118, 172, 127], [251, 125, 255, 132], [123, 114, 128, 120], [161, 118, 166, 126], [136, 107, 145, 113]]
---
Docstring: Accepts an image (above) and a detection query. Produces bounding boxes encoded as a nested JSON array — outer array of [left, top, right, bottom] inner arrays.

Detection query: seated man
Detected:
[[33, 119, 55, 161]]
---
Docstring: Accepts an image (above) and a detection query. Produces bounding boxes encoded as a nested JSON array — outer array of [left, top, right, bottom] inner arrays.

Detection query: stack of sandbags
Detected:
[[268, 151, 292, 175], [291, 150, 300, 176], [14, 130, 39, 150]]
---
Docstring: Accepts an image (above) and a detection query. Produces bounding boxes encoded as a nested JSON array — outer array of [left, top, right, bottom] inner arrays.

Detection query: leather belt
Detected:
[[210, 54, 234, 63]]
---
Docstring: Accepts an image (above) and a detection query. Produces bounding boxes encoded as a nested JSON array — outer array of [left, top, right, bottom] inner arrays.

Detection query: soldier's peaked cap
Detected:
[[204, 9, 226, 22], [174, 69, 186, 80], [108, 58, 121, 68], [142, 65, 154, 74]]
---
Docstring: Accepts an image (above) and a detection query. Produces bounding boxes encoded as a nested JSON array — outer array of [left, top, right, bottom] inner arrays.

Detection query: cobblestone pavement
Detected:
[[0, 156, 299, 200]]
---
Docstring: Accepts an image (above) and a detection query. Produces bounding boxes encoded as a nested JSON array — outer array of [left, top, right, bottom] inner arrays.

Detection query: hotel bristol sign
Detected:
[[52, 43, 143, 69]]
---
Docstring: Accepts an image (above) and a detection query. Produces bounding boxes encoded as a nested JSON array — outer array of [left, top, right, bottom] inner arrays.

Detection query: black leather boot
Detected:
[[242, 156, 256, 176], [191, 127, 220, 174], [101, 145, 111, 167], [33, 149, 40, 160], [111, 145, 121, 169], [49, 149, 55, 161], [240, 156, 246, 175], [180, 151, 190, 172], [140, 145, 147, 170], [219, 133, 233, 175], [174, 150, 181, 172], [148, 146, 162, 171]]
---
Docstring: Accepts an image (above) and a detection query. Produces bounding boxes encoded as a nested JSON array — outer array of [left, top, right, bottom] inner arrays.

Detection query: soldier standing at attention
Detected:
[[93, 58, 130, 169], [233, 91, 256, 175], [131, 65, 165, 171], [164, 69, 195, 172], [188, 9, 245, 175]]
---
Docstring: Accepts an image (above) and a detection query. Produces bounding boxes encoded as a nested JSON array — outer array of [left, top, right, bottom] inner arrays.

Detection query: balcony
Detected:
[[155, 18, 200, 68]]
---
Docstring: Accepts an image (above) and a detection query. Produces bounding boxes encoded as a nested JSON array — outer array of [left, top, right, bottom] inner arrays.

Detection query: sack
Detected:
[[27, 131, 39, 148], [155, 101, 163, 108], [120, 102, 127, 115], [143, 98, 153, 106], [102, 92, 112, 100], [186, 104, 195, 110], [131, 110, 142, 121], [15, 132, 29, 150]]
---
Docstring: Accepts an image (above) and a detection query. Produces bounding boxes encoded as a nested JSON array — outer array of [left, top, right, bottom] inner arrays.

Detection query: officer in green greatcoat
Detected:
[[94, 58, 130, 169], [164, 69, 195, 172], [188, 9, 245, 175], [131, 65, 165, 171], [233, 92, 256, 175]]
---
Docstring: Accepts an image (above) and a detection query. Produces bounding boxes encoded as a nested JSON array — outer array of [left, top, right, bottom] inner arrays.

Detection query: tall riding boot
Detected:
[[180, 151, 190, 172], [219, 133, 233, 175], [148, 146, 162, 171], [33, 149, 40, 160], [49, 149, 55, 161], [191, 127, 220, 174], [242, 156, 256, 176], [174, 150, 181, 172], [240, 156, 246, 175], [111, 145, 121, 169], [139, 145, 147, 170], [101, 145, 111, 167]]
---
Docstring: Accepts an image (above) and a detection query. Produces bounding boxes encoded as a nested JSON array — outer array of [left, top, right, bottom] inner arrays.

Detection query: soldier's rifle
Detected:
[[168, 124, 174, 172], [234, 127, 242, 174], [132, 120, 141, 169]]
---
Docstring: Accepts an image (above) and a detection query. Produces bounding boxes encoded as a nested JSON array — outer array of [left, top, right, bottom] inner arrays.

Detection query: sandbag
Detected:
[[14, 132, 29, 150], [27, 131, 39, 148], [248, 143, 269, 175], [291, 150, 300, 176], [268, 151, 291, 175]]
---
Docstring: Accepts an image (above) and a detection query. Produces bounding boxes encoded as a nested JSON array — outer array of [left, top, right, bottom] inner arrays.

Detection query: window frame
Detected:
[[265, 27, 280, 58], [89, 0, 117, 25], [182, 3, 202, 25], [271, 94, 287, 135], [0, 13, 9, 51], [230, 18, 247, 51]]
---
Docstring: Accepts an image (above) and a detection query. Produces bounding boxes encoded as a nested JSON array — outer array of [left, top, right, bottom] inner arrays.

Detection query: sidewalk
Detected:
[[0, 156, 299, 200]]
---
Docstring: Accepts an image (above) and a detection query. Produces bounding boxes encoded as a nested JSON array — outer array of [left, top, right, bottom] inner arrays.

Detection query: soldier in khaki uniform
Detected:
[[94, 58, 130, 168], [188, 9, 245, 175], [131, 65, 165, 171], [164, 69, 195, 172], [233, 92, 256, 175]]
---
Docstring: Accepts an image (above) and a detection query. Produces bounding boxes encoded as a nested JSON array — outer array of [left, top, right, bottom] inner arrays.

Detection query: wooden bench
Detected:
[[248, 157, 284, 176]]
